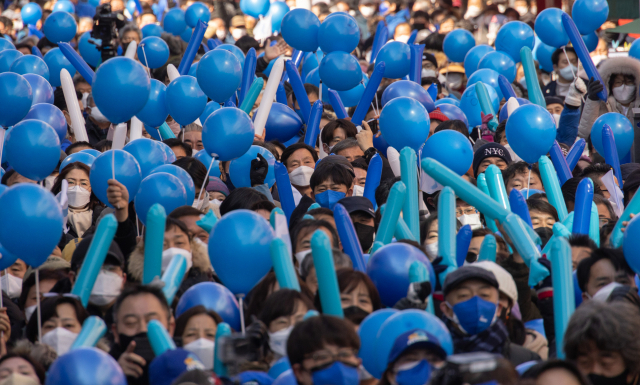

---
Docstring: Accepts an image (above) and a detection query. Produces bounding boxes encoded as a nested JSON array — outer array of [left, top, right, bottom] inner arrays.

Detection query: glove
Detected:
[[565, 77, 587, 107], [533, 257, 553, 300], [393, 281, 432, 310], [587, 77, 604, 101], [250, 153, 269, 186], [480, 111, 497, 133]]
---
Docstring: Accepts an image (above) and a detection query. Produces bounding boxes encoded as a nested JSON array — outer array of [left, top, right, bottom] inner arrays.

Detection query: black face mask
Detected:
[[589, 370, 629, 385], [353, 222, 375, 252], [118, 332, 155, 385], [413, 23, 426, 31], [343, 305, 370, 325], [466, 252, 478, 264], [534, 226, 553, 249]]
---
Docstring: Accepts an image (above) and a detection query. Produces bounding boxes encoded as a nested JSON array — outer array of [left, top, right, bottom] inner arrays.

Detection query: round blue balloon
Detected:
[[582, 32, 599, 53], [10, 55, 49, 81], [188, 62, 198, 77], [166, 75, 207, 126], [367, 242, 435, 307], [0, 39, 14, 53], [459, 82, 499, 128], [0, 184, 63, 267], [478, 51, 516, 83], [443, 29, 476, 63], [60, 152, 96, 170], [630, 39, 640, 61], [45, 347, 126, 385], [142, 23, 163, 38], [43, 47, 75, 87], [495, 21, 535, 63], [318, 13, 360, 53], [134, 172, 188, 224], [422, 130, 473, 175], [268, 1, 289, 32], [24, 103, 67, 141], [5, 120, 60, 181], [21, 3, 42, 25], [164, 8, 187, 35], [197, 49, 242, 103], [200, 101, 221, 124], [302, 50, 323, 75], [535, 8, 569, 48], [498, 97, 531, 122], [150, 164, 196, 204], [176, 282, 241, 330], [373, 131, 390, 155], [229, 145, 276, 188], [0, 242, 19, 270], [281, 9, 320, 53], [379, 97, 430, 153], [358, 309, 398, 378], [43, 11, 77, 43], [240, 0, 270, 19], [319, 51, 362, 91], [202, 107, 255, 161], [180, 27, 192, 43], [158, 141, 177, 163], [624, 217, 640, 274], [52, 0, 75, 13], [591, 112, 635, 160], [0, 72, 32, 127], [532, 39, 556, 73], [93, 57, 151, 124], [375, 41, 411, 79], [463, 44, 494, 77], [209, 210, 274, 294], [381, 80, 435, 112], [22, 74, 53, 105], [78, 32, 101, 67], [256, 102, 302, 142], [437, 103, 468, 128], [193, 150, 221, 178], [434, 98, 460, 107], [214, 44, 246, 72], [337, 82, 366, 108], [185, 2, 211, 28], [136, 79, 169, 128], [505, 104, 557, 163], [0, 49, 22, 73], [572, 0, 608, 35], [90, 150, 142, 207], [123, 138, 169, 178], [81, 149, 102, 157], [137, 36, 169, 69]]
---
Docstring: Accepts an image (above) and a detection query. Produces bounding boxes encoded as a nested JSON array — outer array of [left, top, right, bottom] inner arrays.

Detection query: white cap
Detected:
[[474, 261, 518, 304]]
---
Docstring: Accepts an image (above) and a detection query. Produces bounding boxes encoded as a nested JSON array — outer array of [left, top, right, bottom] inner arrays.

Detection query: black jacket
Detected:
[[502, 340, 541, 367]]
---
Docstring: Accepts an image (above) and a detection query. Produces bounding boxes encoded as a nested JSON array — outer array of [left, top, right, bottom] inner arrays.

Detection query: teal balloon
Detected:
[[0, 72, 32, 127], [281, 9, 320, 52], [463, 44, 494, 77], [256, 102, 302, 142], [52, 0, 75, 13], [214, 44, 246, 71], [185, 2, 211, 28], [459, 82, 499, 128], [123, 138, 169, 178], [135, 173, 188, 224], [0, 49, 23, 73], [197, 49, 242, 103], [379, 97, 430, 153], [422, 130, 473, 175], [45, 347, 126, 385], [202, 107, 254, 161], [23, 74, 53, 105], [229, 145, 276, 188], [60, 152, 96, 170], [582, 32, 598, 52], [358, 309, 398, 378], [44, 47, 75, 87], [240, 0, 270, 18], [163, 8, 187, 35], [505, 104, 557, 163], [268, 1, 289, 32], [443, 29, 476, 63], [535, 8, 569, 48], [137, 36, 169, 68], [10, 55, 49, 81], [5, 120, 60, 181], [494, 21, 535, 63], [0, 39, 14, 52], [43, 11, 77, 43], [572, 0, 608, 35], [90, 150, 142, 207], [200, 101, 221, 123], [375, 41, 411, 79], [142, 23, 163, 38], [78, 32, 101, 67], [150, 164, 196, 203], [591, 112, 634, 160], [478, 51, 516, 83], [0, 184, 63, 268], [21, 3, 42, 25], [166, 75, 207, 126], [318, 13, 360, 53], [136, 79, 169, 128], [24, 103, 67, 141], [92, 57, 151, 124], [319, 51, 362, 91]]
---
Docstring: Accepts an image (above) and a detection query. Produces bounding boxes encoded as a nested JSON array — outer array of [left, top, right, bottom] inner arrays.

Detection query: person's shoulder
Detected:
[[504, 341, 541, 366]]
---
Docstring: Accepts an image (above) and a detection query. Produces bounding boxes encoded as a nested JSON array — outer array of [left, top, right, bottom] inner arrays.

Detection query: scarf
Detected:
[[444, 317, 509, 355], [68, 207, 93, 237]]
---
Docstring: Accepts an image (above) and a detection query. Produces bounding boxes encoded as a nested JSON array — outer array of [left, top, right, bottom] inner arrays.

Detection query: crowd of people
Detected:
[[1, 0, 640, 384]]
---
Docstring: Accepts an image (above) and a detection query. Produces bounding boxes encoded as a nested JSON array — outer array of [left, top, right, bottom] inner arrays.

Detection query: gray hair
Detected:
[[300, 248, 353, 279], [183, 123, 202, 133], [331, 138, 359, 156]]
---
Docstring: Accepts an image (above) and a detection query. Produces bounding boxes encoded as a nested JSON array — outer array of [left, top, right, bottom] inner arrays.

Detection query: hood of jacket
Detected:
[[127, 238, 212, 282], [597, 56, 640, 93]]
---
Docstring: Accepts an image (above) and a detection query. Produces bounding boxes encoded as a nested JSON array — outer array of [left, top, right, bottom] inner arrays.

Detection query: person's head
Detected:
[[382, 329, 448, 385], [0, 354, 45, 384], [473, 142, 512, 177], [434, 119, 469, 139], [393, 22, 412, 42], [300, 248, 353, 295], [174, 305, 222, 346], [64, 141, 95, 155], [503, 161, 543, 194], [50, 162, 97, 209], [375, 176, 402, 209], [291, 219, 340, 264], [420, 213, 439, 257], [609, 72, 636, 105], [333, 269, 382, 319], [568, 234, 597, 271], [19, 269, 68, 321], [163, 138, 193, 160], [219, 187, 269, 216], [137, 11, 157, 27], [169, 206, 210, 244], [467, 228, 509, 262], [473, 261, 518, 318], [545, 96, 565, 126], [494, 121, 507, 146], [1, 170, 36, 186], [310, 161, 355, 206], [229, 15, 246, 40], [119, 24, 142, 47], [281, 143, 318, 173], [520, 360, 591, 385], [183, 123, 203, 151], [173, 157, 207, 202], [351, 158, 368, 187], [332, 138, 364, 163], [593, 194, 616, 228], [580, 164, 615, 199], [206, 176, 229, 202], [320, 119, 358, 154], [622, 169, 640, 206], [552, 47, 577, 82], [428, 109, 450, 135], [337, 196, 376, 252], [577, 248, 635, 300], [527, 199, 559, 230], [112, 284, 175, 343]]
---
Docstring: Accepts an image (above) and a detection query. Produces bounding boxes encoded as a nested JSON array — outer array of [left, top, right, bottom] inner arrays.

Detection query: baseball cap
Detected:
[[387, 329, 447, 365], [337, 196, 375, 218], [442, 266, 499, 297], [149, 349, 206, 385], [70, 234, 125, 273]]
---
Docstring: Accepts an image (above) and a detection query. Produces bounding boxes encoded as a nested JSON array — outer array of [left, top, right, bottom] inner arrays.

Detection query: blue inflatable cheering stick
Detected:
[[548, 236, 575, 359], [549, 141, 572, 186], [58, 42, 95, 85], [498, 74, 517, 101], [438, 186, 457, 270], [477, 234, 497, 262], [400, 147, 420, 240], [409, 44, 425, 83], [351, 61, 385, 126], [238, 48, 256, 106], [509, 189, 533, 227], [565, 138, 586, 171], [538, 156, 569, 221], [334, 204, 367, 272], [572, 178, 594, 235], [369, 22, 388, 64], [500, 213, 548, 286], [274, 162, 295, 223], [601, 124, 623, 188], [541, 222, 572, 256], [363, 154, 382, 209], [304, 101, 323, 147], [161, 254, 187, 303], [143, 204, 166, 284], [70, 316, 107, 350], [270, 238, 301, 291], [311, 230, 344, 317], [178, 20, 207, 75], [611, 186, 640, 248], [327, 89, 347, 119], [456, 225, 472, 268], [285, 60, 311, 124], [374, 181, 406, 245], [147, 320, 176, 356]]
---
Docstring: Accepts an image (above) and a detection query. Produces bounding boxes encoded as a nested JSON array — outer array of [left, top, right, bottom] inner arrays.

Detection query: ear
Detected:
[[439, 301, 453, 318], [63, 110, 72, 126], [68, 271, 76, 285], [121, 273, 127, 286], [347, 185, 353, 197], [582, 292, 589, 302]]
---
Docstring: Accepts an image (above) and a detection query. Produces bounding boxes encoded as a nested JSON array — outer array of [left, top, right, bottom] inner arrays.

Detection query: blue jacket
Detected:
[[556, 105, 581, 147]]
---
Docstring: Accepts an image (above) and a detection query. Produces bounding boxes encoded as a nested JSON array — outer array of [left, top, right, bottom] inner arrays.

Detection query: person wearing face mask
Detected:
[[300, 249, 353, 295], [310, 160, 355, 210], [174, 306, 223, 370], [439, 65, 466, 95], [282, 143, 319, 198], [543, 47, 579, 98], [545, 96, 565, 129], [83, 92, 112, 146], [174, 157, 212, 213], [358, 0, 377, 19], [291, 219, 341, 268], [0, 353, 46, 384], [229, 15, 247, 41], [206, 177, 230, 210], [455, 199, 482, 231], [338, 197, 376, 253], [393, 22, 412, 43], [209, 17, 234, 44], [576, 248, 636, 303], [331, 269, 382, 324]]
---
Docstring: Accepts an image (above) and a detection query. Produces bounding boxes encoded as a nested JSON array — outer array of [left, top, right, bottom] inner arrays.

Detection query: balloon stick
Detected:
[[58, 42, 95, 86], [270, 237, 301, 291], [147, 320, 176, 356], [254, 58, 284, 136], [538, 156, 569, 222], [333, 204, 367, 271], [477, 234, 497, 262], [327, 89, 347, 119], [438, 186, 457, 269], [285, 60, 311, 123], [304, 101, 323, 147], [363, 154, 382, 209], [400, 147, 420, 240], [566, 138, 586, 171], [143, 204, 166, 284], [239, 48, 257, 106], [70, 316, 107, 350], [572, 178, 593, 235], [352, 61, 385, 126], [549, 141, 572, 186], [274, 162, 295, 223], [370, 22, 388, 64], [475, 82, 498, 131]]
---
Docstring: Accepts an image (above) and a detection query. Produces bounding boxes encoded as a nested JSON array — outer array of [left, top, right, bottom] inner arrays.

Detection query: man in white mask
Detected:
[[455, 199, 482, 230], [229, 15, 247, 41], [281, 143, 318, 198], [545, 96, 564, 129], [83, 93, 112, 146], [542, 47, 578, 98]]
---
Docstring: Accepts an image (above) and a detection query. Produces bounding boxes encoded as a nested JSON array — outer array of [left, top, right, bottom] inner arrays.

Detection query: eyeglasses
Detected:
[[456, 207, 477, 216], [305, 348, 357, 365]]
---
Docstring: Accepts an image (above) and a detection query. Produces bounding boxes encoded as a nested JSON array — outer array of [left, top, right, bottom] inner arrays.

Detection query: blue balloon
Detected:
[[478, 51, 516, 83], [229, 145, 276, 188], [434, 98, 460, 107], [268, 1, 290, 32], [81, 149, 102, 157], [137, 36, 169, 68], [185, 2, 211, 28], [150, 164, 196, 203], [591, 112, 634, 160], [375, 41, 411, 79], [60, 152, 96, 170], [188, 62, 198, 77], [255, 102, 302, 142], [0, 72, 32, 127], [175, 282, 241, 330], [164, 8, 187, 35], [505, 104, 557, 164], [302, 50, 324, 75], [93, 57, 151, 124], [5, 120, 60, 181], [43, 12, 77, 43], [134, 172, 188, 224], [0, 184, 63, 267], [535, 8, 569, 48], [319, 51, 362, 91], [90, 150, 142, 207], [45, 347, 126, 385], [443, 29, 476, 63], [197, 49, 242, 103], [437, 103, 468, 128], [240, 0, 270, 19], [358, 309, 398, 378], [572, 0, 609, 35], [143, 124, 162, 140], [78, 32, 101, 67], [381, 80, 435, 112], [459, 82, 499, 128], [193, 150, 221, 178], [0, 49, 22, 73], [22, 74, 53, 105], [281, 9, 320, 53], [495, 21, 535, 63], [214, 44, 246, 72], [208, 210, 274, 294], [379, 97, 429, 153], [582, 32, 598, 53], [0, 39, 14, 53], [21, 3, 42, 25], [136, 79, 169, 128], [10, 55, 50, 81], [52, 0, 75, 13], [498, 97, 530, 122], [463, 44, 494, 77], [630, 39, 640, 61], [43, 47, 75, 87], [467, 68, 503, 101], [180, 27, 192, 43], [123, 138, 169, 177], [142, 23, 163, 38], [0, 242, 19, 270], [202, 107, 255, 161], [318, 13, 360, 53], [532, 39, 555, 73], [272, 370, 297, 385], [158, 141, 177, 163], [166, 75, 207, 126], [200, 101, 221, 124], [422, 130, 473, 176], [336, 82, 365, 108], [24, 103, 67, 141]]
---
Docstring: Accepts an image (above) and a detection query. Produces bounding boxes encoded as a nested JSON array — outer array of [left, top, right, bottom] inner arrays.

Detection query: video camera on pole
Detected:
[[90, 3, 126, 63]]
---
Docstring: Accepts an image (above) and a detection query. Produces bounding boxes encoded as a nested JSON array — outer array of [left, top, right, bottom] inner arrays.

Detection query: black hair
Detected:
[[53, 87, 81, 114], [502, 161, 541, 186], [235, 35, 260, 54], [219, 187, 269, 216], [173, 157, 207, 190], [351, 158, 368, 172], [494, 120, 506, 144], [246, 272, 315, 322], [268, 140, 286, 154], [434, 120, 469, 139], [567, 234, 597, 251], [95, 140, 112, 152], [280, 143, 318, 168], [421, 32, 445, 52], [580, 163, 613, 181], [421, 77, 442, 94], [164, 138, 193, 157], [50, 162, 101, 210], [551, 46, 576, 66], [307, 207, 334, 218], [64, 141, 95, 156], [562, 176, 604, 204], [593, 194, 617, 222], [168, 205, 205, 220], [254, 140, 280, 161], [0, 169, 14, 185], [576, 248, 634, 292], [290, 219, 340, 254], [26, 296, 89, 342], [18, 269, 69, 311], [332, 138, 360, 156], [250, 200, 276, 213], [287, 316, 360, 366], [112, 284, 171, 325], [309, 162, 355, 191], [259, 289, 315, 328], [320, 119, 358, 146], [174, 305, 223, 339], [526, 199, 559, 222], [375, 176, 402, 208], [292, 84, 320, 107]]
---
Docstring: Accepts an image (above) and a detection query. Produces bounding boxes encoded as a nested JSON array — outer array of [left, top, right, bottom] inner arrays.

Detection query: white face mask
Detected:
[[395, 34, 410, 43], [41, 327, 78, 356], [216, 29, 227, 40], [183, 338, 215, 370], [268, 325, 293, 357], [591, 55, 607, 66], [81, 92, 90, 108], [162, 247, 193, 273], [25, 305, 36, 322], [90, 106, 110, 123], [352, 184, 364, 197], [89, 270, 123, 307], [44, 175, 57, 191], [552, 114, 561, 128], [67, 185, 91, 208], [612, 84, 636, 104], [289, 166, 314, 187], [558, 65, 577, 82], [211, 199, 222, 208], [294, 250, 309, 266], [231, 28, 246, 40], [425, 242, 438, 257], [515, 6, 528, 15], [192, 191, 209, 211], [465, 5, 481, 18], [422, 69, 437, 78], [447, 73, 463, 89], [359, 6, 375, 17], [0, 274, 22, 299], [458, 213, 482, 230]]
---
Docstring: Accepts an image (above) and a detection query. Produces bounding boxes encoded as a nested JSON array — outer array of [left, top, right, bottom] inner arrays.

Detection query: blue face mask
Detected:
[[450, 296, 497, 335], [315, 190, 346, 209], [395, 360, 432, 385], [311, 361, 359, 385], [294, 108, 305, 121]]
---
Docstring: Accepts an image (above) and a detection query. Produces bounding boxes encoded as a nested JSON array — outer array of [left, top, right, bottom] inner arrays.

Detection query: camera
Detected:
[[429, 352, 515, 385], [90, 3, 126, 62], [217, 320, 270, 375]]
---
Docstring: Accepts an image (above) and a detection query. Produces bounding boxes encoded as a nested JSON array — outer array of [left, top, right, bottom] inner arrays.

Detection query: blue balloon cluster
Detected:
[[11, 55, 49, 82], [478, 51, 516, 83], [43, 47, 75, 87], [463, 44, 494, 77], [24, 103, 67, 141]]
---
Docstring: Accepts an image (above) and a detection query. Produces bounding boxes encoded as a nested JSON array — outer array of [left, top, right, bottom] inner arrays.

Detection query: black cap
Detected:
[[443, 266, 499, 297], [338, 196, 375, 218], [70, 234, 125, 272], [320, 155, 356, 177], [544, 96, 565, 106], [472, 142, 512, 177], [422, 52, 438, 69]]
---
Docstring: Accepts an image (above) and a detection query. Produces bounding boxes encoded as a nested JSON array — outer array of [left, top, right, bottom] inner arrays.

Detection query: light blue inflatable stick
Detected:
[[70, 316, 106, 350], [562, 211, 575, 231], [143, 204, 166, 285], [334, 204, 367, 271], [157, 122, 176, 139], [311, 230, 344, 318], [409, 261, 434, 314], [589, 202, 600, 247], [380, 205, 415, 241], [239, 77, 264, 114], [500, 213, 549, 286], [374, 181, 406, 245], [161, 254, 187, 303], [573, 178, 593, 235], [485, 165, 511, 211], [400, 147, 420, 240], [477, 234, 497, 262], [308, 203, 321, 211], [565, 139, 586, 171], [196, 210, 217, 233], [363, 154, 382, 209], [370, 241, 384, 255], [477, 174, 499, 233], [520, 46, 546, 108], [611, 187, 640, 248], [541, 222, 571, 256], [71, 214, 118, 307], [270, 238, 301, 291], [327, 89, 347, 119], [438, 186, 457, 269], [269, 207, 285, 229], [602, 124, 623, 188], [475, 82, 499, 131], [147, 319, 177, 356], [303, 310, 319, 320], [351, 61, 385, 126], [538, 156, 568, 222], [213, 323, 231, 377], [274, 162, 295, 223], [548, 237, 575, 359]]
